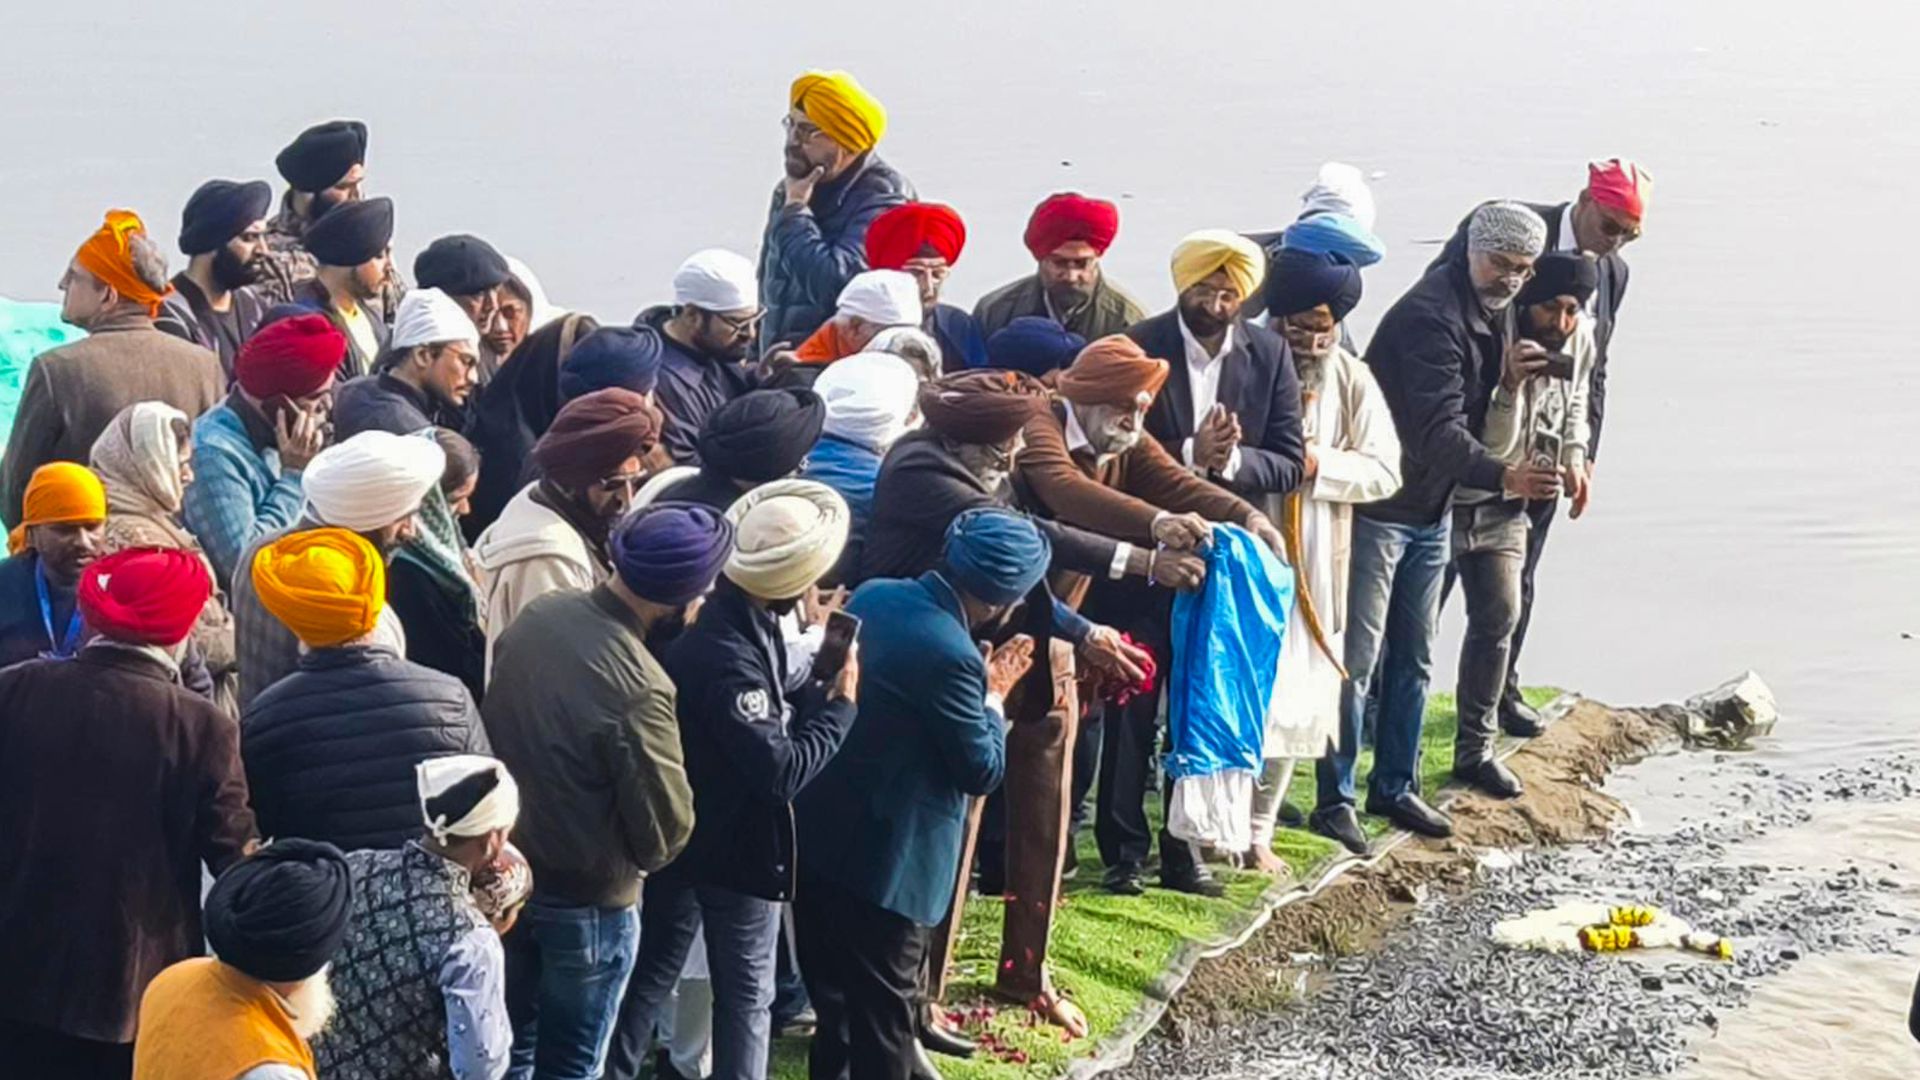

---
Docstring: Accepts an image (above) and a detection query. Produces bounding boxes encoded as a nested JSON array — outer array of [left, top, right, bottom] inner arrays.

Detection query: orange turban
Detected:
[[72, 210, 172, 317], [1056, 335, 1170, 410], [8, 462, 106, 556], [790, 70, 887, 153], [250, 528, 386, 648]]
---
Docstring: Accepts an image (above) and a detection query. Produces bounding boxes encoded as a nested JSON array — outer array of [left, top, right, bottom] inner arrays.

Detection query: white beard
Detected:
[[1293, 353, 1328, 396], [283, 969, 338, 1041]]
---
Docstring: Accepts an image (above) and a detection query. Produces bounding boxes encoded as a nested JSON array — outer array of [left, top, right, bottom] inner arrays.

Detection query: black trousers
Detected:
[[794, 876, 927, 1080], [1501, 497, 1558, 708], [0, 1017, 131, 1080]]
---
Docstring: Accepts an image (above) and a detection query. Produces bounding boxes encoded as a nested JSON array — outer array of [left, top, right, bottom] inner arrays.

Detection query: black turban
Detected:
[[414, 234, 511, 297], [1265, 248, 1364, 322], [179, 179, 272, 256], [275, 119, 368, 193], [1517, 252, 1600, 309], [698, 388, 826, 482], [304, 197, 395, 268], [204, 838, 352, 983]]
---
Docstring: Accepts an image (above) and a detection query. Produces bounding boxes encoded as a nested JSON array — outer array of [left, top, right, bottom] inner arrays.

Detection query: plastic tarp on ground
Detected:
[[0, 298, 86, 462]]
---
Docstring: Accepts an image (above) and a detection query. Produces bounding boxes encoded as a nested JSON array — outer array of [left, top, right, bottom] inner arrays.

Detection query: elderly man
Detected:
[[415, 234, 514, 381], [133, 839, 352, 1080], [1247, 251, 1402, 865], [641, 249, 764, 464], [231, 430, 444, 705], [973, 193, 1144, 341], [610, 481, 856, 1080], [656, 387, 826, 511], [316, 755, 520, 1080], [474, 388, 663, 668], [0, 549, 254, 1078], [485, 504, 730, 1080], [1316, 203, 1557, 849], [761, 69, 913, 348], [790, 268, 924, 372], [294, 197, 397, 378], [800, 352, 922, 578], [334, 288, 482, 438], [0, 463, 106, 666], [865, 202, 985, 371], [2, 210, 224, 526], [985, 317, 1086, 379], [160, 178, 274, 372], [243, 527, 489, 850], [1430, 159, 1649, 733], [182, 313, 343, 587]]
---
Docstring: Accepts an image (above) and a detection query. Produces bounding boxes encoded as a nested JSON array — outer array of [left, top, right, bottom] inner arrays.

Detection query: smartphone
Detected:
[[1540, 352, 1576, 381], [1530, 430, 1563, 473], [811, 610, 861, 681]]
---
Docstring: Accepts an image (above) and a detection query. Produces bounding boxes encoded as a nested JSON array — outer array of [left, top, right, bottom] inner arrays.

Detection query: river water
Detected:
[[7, 0, 1918, 1071]]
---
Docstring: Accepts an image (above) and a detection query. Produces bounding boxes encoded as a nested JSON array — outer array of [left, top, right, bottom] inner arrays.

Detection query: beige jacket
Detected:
[[1293, 345, 1402, 632], [473, 482, 605, 679]]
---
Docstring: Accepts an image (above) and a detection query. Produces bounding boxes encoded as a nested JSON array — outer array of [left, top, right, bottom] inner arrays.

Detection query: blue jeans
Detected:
[[1317, 513, 1450, 808], [607, 876, 782, 1080], [505, 893, 640, 1080]]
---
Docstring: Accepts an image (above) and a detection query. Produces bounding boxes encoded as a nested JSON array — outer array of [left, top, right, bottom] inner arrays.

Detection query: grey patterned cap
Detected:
[[1467, 201, 1548, 257]]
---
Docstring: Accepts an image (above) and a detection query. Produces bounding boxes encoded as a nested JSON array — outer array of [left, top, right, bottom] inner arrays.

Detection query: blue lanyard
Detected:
[[34, 557, 83, 659]]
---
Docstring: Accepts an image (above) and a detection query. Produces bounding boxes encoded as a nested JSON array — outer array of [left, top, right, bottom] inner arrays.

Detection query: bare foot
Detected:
[[1030, 990, 1089, 1039], [1251, 846, 1292, 878]]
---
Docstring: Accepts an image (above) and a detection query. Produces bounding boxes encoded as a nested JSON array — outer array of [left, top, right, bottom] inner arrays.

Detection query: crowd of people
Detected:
[[0, 66, 1648, 1080]]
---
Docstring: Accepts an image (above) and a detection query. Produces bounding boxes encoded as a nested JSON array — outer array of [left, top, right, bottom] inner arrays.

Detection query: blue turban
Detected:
[[179, 179, 272, 256], [560, 326, 665, 401], [1282, 212, 1385, 268], [985, 316, 1087, 378], [1265, 249, 1365, 322], [942, 508, 1050, 605], [610, 501, 735, 606]]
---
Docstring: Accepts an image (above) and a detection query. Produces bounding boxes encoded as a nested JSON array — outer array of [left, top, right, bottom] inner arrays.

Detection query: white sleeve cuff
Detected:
[[1225, 445, 1244, 478], [985, 693, 1008, 721], [1108, 542, 1134, 580], [1180, 437, 1198, 471]]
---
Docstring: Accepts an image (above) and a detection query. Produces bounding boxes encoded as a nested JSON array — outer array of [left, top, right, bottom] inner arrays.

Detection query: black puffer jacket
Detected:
[[757, 153, 913, 349], [241, 644, 489, 850]]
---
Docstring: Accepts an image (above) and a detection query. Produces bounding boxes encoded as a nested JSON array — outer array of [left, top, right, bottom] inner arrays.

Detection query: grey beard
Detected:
[[1294, 353, 1328, 395]]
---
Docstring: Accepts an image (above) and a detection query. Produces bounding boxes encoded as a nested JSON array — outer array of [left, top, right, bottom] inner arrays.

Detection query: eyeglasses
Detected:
[[982, 440, 1021, 471], [781, 115, 830, 144], [1486, 253, 1536, 280], [597, 472, 645, 495], [705, 309, 764, 337], [1598, 216, 1642, 242], [904, 261, 951, 284], [1187, 283, 1244, 308]]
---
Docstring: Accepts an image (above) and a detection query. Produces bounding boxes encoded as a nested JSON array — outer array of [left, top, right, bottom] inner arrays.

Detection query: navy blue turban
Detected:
[[985, 316, 1087, 378], [304, 197, 394, 268], [1265, 248, 1364, 322], [943, 508, 1050, 605], [275, 119, 367, 193], [699, 388, 826, 483], [179, 179, 272, 256], [560, 326, 665, 401], [1516, 252, 1600, 309], [204, 838, 352, 983], [415, 234, 511, 297], [611, 501, 736, 605]]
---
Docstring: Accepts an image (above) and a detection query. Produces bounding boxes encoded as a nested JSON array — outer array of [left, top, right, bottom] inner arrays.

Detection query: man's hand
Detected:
[[275, 407, 325, 473], [1302, 444, 1320, 482], [1502, 462, 1563, 501], [1151, 512, 1213, 551], [801, 585, 849, 628], [1080, 625, 1149, 684], [784, 165, 825, 208], [1245, 513, 1288, 564], [982, 634, 1036, 699], [1192, 404, 1237, 474], [829, 642, 860, 704], [1148, 548, 1207, 591], [1568, 462, 1593, 519], [1501, 339, 1550, 392]]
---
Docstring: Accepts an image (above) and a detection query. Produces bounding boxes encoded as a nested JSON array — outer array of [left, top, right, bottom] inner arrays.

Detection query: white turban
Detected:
[[1468, 201, 1548, 257], [390, 287, 481, 350], [505, 256, 562, 332], [673, 249, 759, 313], [417, 754, 520, 843], [835, 270, 921, 327], [304, 431, 446, 531], [1299, 162, 1377, 231], [723, 480, 850, 601], [815, 352, 921, 453]]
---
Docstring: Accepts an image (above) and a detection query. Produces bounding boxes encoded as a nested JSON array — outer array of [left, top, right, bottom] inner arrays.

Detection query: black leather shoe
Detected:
[[1453, 757, 1524, 799], [1364, 792, 1455, 838], [1500, 698, 1547, 738], [1102, 862, 1146, 896], [1278, 801, 1307, 828], [1308, 805, 1370, 856], [1159, 863, 1226, 898], [920, 1007, 975, 1059], [911, 1040, 947, 1080]]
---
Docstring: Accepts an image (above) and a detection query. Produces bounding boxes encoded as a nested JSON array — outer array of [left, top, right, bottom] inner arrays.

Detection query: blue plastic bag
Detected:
[[1165, 524, 1293, 780]]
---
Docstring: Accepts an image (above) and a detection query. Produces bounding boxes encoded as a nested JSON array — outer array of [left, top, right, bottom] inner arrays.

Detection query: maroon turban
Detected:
[[917, 370, 1048, 445], [235, 314, 346, 399], [1056, 335, 1170, 409], [1023, 193, 1121, 261], [78, 547, 213, 647], [865, 202, 967, 270], [533, 388, 662, 491]]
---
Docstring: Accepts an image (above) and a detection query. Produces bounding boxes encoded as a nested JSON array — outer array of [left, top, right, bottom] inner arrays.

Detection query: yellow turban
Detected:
[[1170, 229, 1267, 299], [250, 527, 386, 648], [790, 70, 887, 154], [8, 462, 106, 555]]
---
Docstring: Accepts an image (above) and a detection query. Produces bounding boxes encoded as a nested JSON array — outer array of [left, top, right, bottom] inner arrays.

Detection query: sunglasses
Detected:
[[1598, 216, 1642, 242]]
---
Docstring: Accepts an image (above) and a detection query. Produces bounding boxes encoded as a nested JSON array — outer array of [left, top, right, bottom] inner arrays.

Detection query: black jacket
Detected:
[[1361, 256, 1515, 526], [388, 549, 487, 703], [156, 276, 271, 379], [0, 552, 77, 670], [637, 306, 759, 466], [656, 467, 748, 513], [240, 645, 489, 850], [758, 154, 914, 349], [1129, 309, 1307, 500], [658, 580, 856, 900], [333, 372, 462, 439], [1429, 199, 1629, 458]]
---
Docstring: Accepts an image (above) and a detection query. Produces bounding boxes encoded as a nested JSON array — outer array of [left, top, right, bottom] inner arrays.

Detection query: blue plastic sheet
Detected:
[[0, 298, 87, 460], [1165, 524, 1293, 780]]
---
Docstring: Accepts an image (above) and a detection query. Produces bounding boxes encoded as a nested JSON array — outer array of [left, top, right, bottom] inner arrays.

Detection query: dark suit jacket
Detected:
[[1128, 309, 1307, 500], [292, 278, 390, 380], [1429, 199, 1629, 458]]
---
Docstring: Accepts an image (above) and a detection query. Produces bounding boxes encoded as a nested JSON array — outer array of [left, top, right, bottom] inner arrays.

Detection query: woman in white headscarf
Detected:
[[798, 352, 920, 582]]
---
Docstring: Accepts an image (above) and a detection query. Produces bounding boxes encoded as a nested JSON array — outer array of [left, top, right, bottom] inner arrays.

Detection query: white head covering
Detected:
[[1468, 201, 1548, 257], [417, 754, 520, 843], [814, 352, 921, 453], [390, 287, 481, 351], [304, 431, 447, 531], [673, 249, 759, 313], [504, 256, 562, 332], [89, 401, 190, 517], [835, 270, 921, 327], [1299, 162, 1377, 231], [723, 479, 850, 601], [865, 325, 941, 379]]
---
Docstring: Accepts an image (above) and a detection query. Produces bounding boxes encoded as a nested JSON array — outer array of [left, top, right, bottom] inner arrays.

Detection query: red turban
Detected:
[[78, 547, 212, 647], [917, 370, 1048, 445], [534, 388, 663, 490], [1023, 193, 1120, 261], [1586, 158, 1651, 221], [235, 314, 346, 399], [1056, 335, 1170, 409], [864, 203, 967, 270]]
